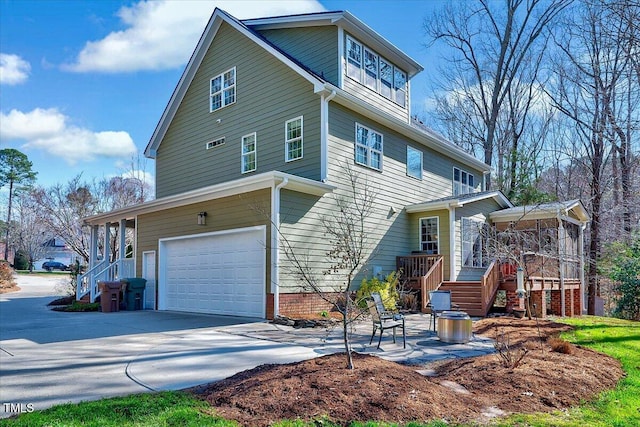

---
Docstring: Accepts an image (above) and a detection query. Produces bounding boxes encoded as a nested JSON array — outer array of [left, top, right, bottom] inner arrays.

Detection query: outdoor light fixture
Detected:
[[197, 211, 207, 225], [516, 267, 526, 298]]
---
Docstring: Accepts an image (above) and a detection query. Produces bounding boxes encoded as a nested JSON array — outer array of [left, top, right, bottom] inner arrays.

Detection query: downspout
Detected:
[[271, 177, 288, 318], [320, 90, 336, 182]]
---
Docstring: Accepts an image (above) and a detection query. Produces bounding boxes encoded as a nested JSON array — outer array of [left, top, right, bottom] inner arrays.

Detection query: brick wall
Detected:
[[550, 289, 581, 317], [270, 292, 339, 319]]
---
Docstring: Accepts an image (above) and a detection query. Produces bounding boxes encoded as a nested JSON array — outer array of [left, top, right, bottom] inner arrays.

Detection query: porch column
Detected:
[[89, 225, 99, 270], [448, 206, 456, 281], [579, 223, 586, 314], [119, 219, 126, 261], [558, 218, 566, 317], [103, 222, 111, 264]]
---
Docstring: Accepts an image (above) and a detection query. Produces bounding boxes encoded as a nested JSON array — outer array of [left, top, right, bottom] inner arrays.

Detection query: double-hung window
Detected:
[[347, 37, 362, 82], [462, 217, 487, 267], [407, 146, 422, 180], [210, 67, 236, 112], [355, 123, 383, 170], [241, 133, 256, 173], [363, 48, 378, 91], [285, 116, 303, 162], [453, 167, 475, 195], [393, 68, 406, 107], [420, 217, 439, 254], [380, 59, 393, 99]]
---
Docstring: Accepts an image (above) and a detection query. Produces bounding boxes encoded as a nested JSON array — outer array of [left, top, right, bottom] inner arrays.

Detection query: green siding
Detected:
[[136, 189, 272, 291], [409, 209, 451, 280], [155, 22, 322, 198], [258, 26, 339, 86]]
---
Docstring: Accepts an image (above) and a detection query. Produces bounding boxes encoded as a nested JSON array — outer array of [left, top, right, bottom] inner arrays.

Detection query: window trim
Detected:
[[206, 137, 225, 150], [354, 122, 383, 171], [241, 132, 256, 174], [419, 216, 440, 255], [406, 146, 423, 180], [210, 66, 236, 113], [285, 116, 303, 162], [453, 166, 475, 196]]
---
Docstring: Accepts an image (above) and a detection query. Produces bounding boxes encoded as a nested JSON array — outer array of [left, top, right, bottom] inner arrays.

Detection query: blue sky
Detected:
[[1, 0, 446, 192]]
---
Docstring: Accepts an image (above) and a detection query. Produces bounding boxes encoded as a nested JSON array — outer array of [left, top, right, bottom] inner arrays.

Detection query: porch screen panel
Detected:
[[462, 217, 487, 267]]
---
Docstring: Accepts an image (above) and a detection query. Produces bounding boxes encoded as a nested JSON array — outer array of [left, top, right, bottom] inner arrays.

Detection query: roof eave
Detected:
[[83, 172, 335, 225]]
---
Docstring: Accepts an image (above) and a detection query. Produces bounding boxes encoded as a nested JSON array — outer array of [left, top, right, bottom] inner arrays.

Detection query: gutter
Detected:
[[271, 177, 289, 318]]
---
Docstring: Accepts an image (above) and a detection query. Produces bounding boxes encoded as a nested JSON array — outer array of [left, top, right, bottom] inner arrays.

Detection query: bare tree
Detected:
[[12, 195, 50, 272], [277, 163, 378, 369], [424, 0, 570, 190]]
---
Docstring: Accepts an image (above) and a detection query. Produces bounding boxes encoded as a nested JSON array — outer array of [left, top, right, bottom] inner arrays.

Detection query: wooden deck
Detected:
[[397, 254, 579, 317]]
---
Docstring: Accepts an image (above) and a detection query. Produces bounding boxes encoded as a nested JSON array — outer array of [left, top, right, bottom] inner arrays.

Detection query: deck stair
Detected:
[[439, 281, 485, 316]]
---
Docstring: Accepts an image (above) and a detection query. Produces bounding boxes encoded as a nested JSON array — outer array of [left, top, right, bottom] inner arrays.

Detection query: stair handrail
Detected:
[[76, 258, 135, 302], [421, 256, 444, 313], [480, 260, 501, 315]]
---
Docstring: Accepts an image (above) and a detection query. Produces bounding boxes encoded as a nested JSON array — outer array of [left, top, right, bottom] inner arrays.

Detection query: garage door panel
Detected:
[[160, 228, 265, 318]]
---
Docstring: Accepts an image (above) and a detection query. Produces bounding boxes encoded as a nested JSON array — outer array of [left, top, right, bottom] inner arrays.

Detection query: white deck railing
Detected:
[[76, 259, 135, 302]]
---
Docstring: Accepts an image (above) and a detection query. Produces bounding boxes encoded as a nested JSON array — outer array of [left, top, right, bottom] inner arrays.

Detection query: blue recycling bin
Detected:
[[121, 278, 147, 311]]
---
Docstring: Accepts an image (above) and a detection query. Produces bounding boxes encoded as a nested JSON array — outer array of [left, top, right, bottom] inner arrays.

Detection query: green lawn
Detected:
[[1, 317, 637, 427]]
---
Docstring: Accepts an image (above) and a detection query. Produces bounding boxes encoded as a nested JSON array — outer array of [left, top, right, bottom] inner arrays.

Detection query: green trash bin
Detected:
[[121, 278, 147, 311]]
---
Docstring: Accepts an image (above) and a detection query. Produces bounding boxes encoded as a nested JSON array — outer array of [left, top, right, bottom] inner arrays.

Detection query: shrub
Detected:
[[355, 271, 400, 310], [0, 260, 16, 288], [548, 337, 574, 354], [13, 250, 29, 270]]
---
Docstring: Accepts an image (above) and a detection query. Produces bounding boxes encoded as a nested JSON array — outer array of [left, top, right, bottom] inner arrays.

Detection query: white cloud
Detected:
[[0, 53, 31, 85], [0, 108, 137, 165], [64, 0, 325, 73]]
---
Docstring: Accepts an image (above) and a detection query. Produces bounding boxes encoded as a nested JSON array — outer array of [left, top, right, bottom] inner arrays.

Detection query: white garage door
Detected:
[[158, 226, 266, 318]]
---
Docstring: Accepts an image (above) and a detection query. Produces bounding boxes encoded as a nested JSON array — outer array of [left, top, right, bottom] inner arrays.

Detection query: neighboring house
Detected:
[[78, 9, 589, 319], [37, 238, 77, 271]]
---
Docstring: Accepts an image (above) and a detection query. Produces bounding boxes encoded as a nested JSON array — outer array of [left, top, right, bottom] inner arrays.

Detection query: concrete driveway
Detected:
[[0, 274, 319, 418]]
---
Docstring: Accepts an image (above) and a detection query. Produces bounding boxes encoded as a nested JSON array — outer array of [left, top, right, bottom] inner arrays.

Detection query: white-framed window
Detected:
[[355, 123, 383, 170], [346, 36, 362, 82], [380, 58, 393, 99], [407, 146, 422, 180], [210, 67, 236, 112], [241, 132, 256, 173], [453, 167, 475, 195], [206, 137, 225, 150], [420, 217, 439, 254], [462, 217, 487, 268], [344, 36, 407, 108], [285, 116, 303, 162], [393, 68, 406, 107], [363, 48, 378, 91]]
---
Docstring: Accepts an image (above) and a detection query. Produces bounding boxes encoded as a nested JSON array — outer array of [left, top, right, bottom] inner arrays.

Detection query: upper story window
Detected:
[[210, 67, 236, 112], [345, 35, 407, 108], [420, 217, 439, 254], [453, 167, 475, 196], [285, 116, 303, 162], [407, 146, 422, 180], [241, 132, 256, 173], [355, 123, 383, 171]]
